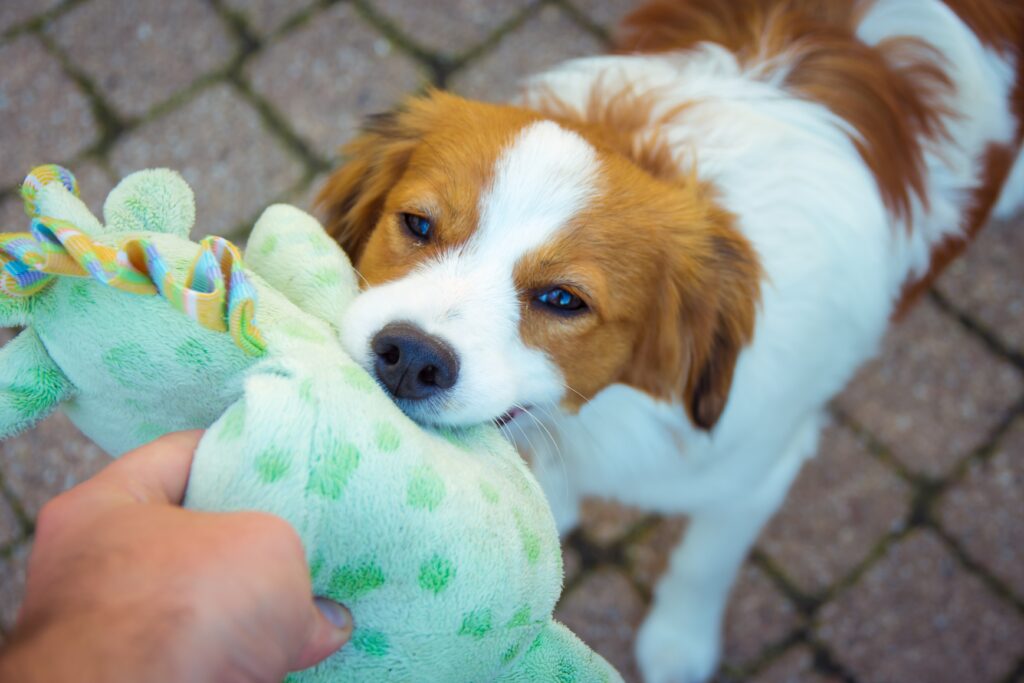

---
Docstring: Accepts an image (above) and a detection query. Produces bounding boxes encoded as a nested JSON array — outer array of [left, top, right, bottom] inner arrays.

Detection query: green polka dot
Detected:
[[9, 366, 67, 419], [259, 233, 278, 257], [501, 642, 521, 664], [340, 364, 377, 393], [505, 605, 531, 629], [352, 628, 390, 657], [437, 426, 469, 449], [218, 401, 246, 441], [479, 481, 500, 505], [298, 377, 314, 404], [307, 442, 361, 500], [313, 267, 342, 287], [406, 464, 445, 511], [374, 422, 401, 453], [458, 608, 492, 639], [280, 318, 328, 343], [174, 337, 211, 369], [418, 554, 456, 594], [309, 553, 325, 581], [513, 510, 542, 564], [102, 342, 158, 387], [556, 658, 579, 683], [327, 562, 386, 601], [254, 447, 291, 483], [68, 281, 96, 307]]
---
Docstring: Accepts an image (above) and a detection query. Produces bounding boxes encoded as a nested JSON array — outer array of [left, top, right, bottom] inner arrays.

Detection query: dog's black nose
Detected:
[[371, 323, 459, 400]]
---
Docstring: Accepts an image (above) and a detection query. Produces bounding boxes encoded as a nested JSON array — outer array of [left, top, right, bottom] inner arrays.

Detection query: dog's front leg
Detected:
[[636, 449, 804, 683]]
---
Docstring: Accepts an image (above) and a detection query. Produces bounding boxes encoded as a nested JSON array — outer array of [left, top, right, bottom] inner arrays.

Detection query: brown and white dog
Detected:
[[317, 2, 1024, 681]]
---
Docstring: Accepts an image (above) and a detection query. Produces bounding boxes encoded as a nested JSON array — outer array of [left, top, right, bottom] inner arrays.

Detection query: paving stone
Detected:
[[110, 84, 304, 238], [246, 2, 426, 156], [567, 0, 638, 32], [759, 424, 911, 596], [47, 0, 235, 119], [0, 493, 22, 550], [372, 0, 533, 56], [1, 413, 110, 520], [836, 300, 1024, 478], [0, 541, 31, 631], [579, 498, 647, 547], [817, 530, 1024, 683], [561, 544, 583, 587], [0, 35, 98, 190], [937, 216, 1024, 356], [723, 564, 802, 669], [555, 567, 646, 682], [623, 515, 686, 593], [747, 646, 843, 683], [0, 0, 63, 34], [222, 0, 318, 37], [939, 417, 1024, 600], [449, 5, 604, 103]]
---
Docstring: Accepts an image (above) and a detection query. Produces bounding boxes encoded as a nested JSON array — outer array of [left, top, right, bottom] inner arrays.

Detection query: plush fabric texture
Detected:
[[0, 166, 623, 683]]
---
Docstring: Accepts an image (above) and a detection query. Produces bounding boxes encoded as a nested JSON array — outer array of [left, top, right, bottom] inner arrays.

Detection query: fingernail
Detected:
[[315, 597, 350, 631]]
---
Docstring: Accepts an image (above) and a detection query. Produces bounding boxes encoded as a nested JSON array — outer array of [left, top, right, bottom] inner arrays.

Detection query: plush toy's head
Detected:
[[0, 166, 622, 682]]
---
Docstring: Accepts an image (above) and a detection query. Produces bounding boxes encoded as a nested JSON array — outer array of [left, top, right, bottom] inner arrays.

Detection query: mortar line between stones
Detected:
[[550, 0, 615, 44], [929, 288, 1024, 372], [0, 0, 89, 43], [928, 521, 1024, 616]]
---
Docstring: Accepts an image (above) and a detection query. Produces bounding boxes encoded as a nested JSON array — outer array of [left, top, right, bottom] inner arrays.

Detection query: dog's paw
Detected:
[[636, 609, 720, 683]]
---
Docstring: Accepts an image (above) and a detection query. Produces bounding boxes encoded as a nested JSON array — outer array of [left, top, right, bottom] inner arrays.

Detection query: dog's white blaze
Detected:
[[339, 121, 601, 425]]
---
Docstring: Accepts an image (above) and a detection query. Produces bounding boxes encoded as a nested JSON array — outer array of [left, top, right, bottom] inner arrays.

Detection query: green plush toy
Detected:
[[0, 165, 623, 683]]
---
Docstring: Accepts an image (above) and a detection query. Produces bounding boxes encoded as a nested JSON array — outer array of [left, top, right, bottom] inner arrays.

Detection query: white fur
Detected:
[[510, 4, 1022, 683], [344, 2, 1022, 681], [340, 121, 600, 425]]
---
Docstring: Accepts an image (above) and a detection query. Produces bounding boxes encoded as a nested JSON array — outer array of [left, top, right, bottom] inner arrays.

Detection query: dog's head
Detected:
[[317, 90, 760, 430]]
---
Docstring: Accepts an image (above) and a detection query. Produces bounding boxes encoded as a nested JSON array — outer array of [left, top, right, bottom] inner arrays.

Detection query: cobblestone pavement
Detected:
[[2, 2, 1023, 682]]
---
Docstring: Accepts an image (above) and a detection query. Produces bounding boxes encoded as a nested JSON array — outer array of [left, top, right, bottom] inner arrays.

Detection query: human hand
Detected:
[[0, 430, 351, 683]]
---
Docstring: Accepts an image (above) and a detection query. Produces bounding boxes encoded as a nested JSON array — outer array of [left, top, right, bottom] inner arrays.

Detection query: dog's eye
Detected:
[[401, 213, 432, 240], [535, 286, 587, 313]]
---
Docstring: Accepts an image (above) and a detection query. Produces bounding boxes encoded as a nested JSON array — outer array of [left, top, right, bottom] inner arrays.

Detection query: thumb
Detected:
[[290, 598, 353, 671]]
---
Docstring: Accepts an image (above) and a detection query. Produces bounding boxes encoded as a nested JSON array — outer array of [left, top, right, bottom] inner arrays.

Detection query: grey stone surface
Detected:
[[0, 35, 98, 190], [837, 300, 1024, 477], [748, 646, 843, 683], [578, 498, 647, 547], [449, 5, 604, 102], [759, 424, 911, 595], [110, 84, 304, 237], [373, 0, 534, 56], [939, 417, 1024, 600], [556, 567, 646, 683], [246, 2, 426, 156], [817, 531, 1024, 683], [47, 0, 236, 119], [723, 565, 802, 669], [0, 493, 22, 550], [222, 0, 318, 37], [938, 216, 1024, 355], [1, 412, 110, 519], [0, 541, 30, 631], [0, 0, 63, 34]]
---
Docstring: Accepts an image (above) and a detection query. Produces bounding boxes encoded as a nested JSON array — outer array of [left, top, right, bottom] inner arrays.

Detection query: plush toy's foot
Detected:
[[0, 328, 75, 440], [497, 621, 624, 683]]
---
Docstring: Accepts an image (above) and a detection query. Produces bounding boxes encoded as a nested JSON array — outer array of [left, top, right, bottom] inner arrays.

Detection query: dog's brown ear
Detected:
[[622, 210, 761, 431], [316, 100, 430, 262]]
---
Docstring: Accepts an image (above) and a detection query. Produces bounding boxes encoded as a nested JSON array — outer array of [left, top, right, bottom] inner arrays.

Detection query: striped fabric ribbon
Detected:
[[0, 165, 266, 357]]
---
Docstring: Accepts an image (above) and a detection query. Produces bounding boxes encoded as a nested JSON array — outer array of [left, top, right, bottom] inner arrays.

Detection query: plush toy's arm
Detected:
[[0, 296, 31, 328], [497, 621, 625, 683], [244, 205, 359, 328], [0, 328, 75, 440]]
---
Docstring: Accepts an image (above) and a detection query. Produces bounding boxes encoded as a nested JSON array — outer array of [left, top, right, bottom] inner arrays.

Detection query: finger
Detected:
[[81, 430, 204, 507], [289, 598, 352, 671]]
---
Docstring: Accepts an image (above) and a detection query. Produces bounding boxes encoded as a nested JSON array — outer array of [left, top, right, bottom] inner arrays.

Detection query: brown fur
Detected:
[[317, 90, 761, 430], [616, 0, 953, 224]]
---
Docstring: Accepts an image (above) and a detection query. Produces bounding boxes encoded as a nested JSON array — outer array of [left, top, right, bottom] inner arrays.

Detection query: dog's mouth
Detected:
[[494, 407, 525, 427]]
